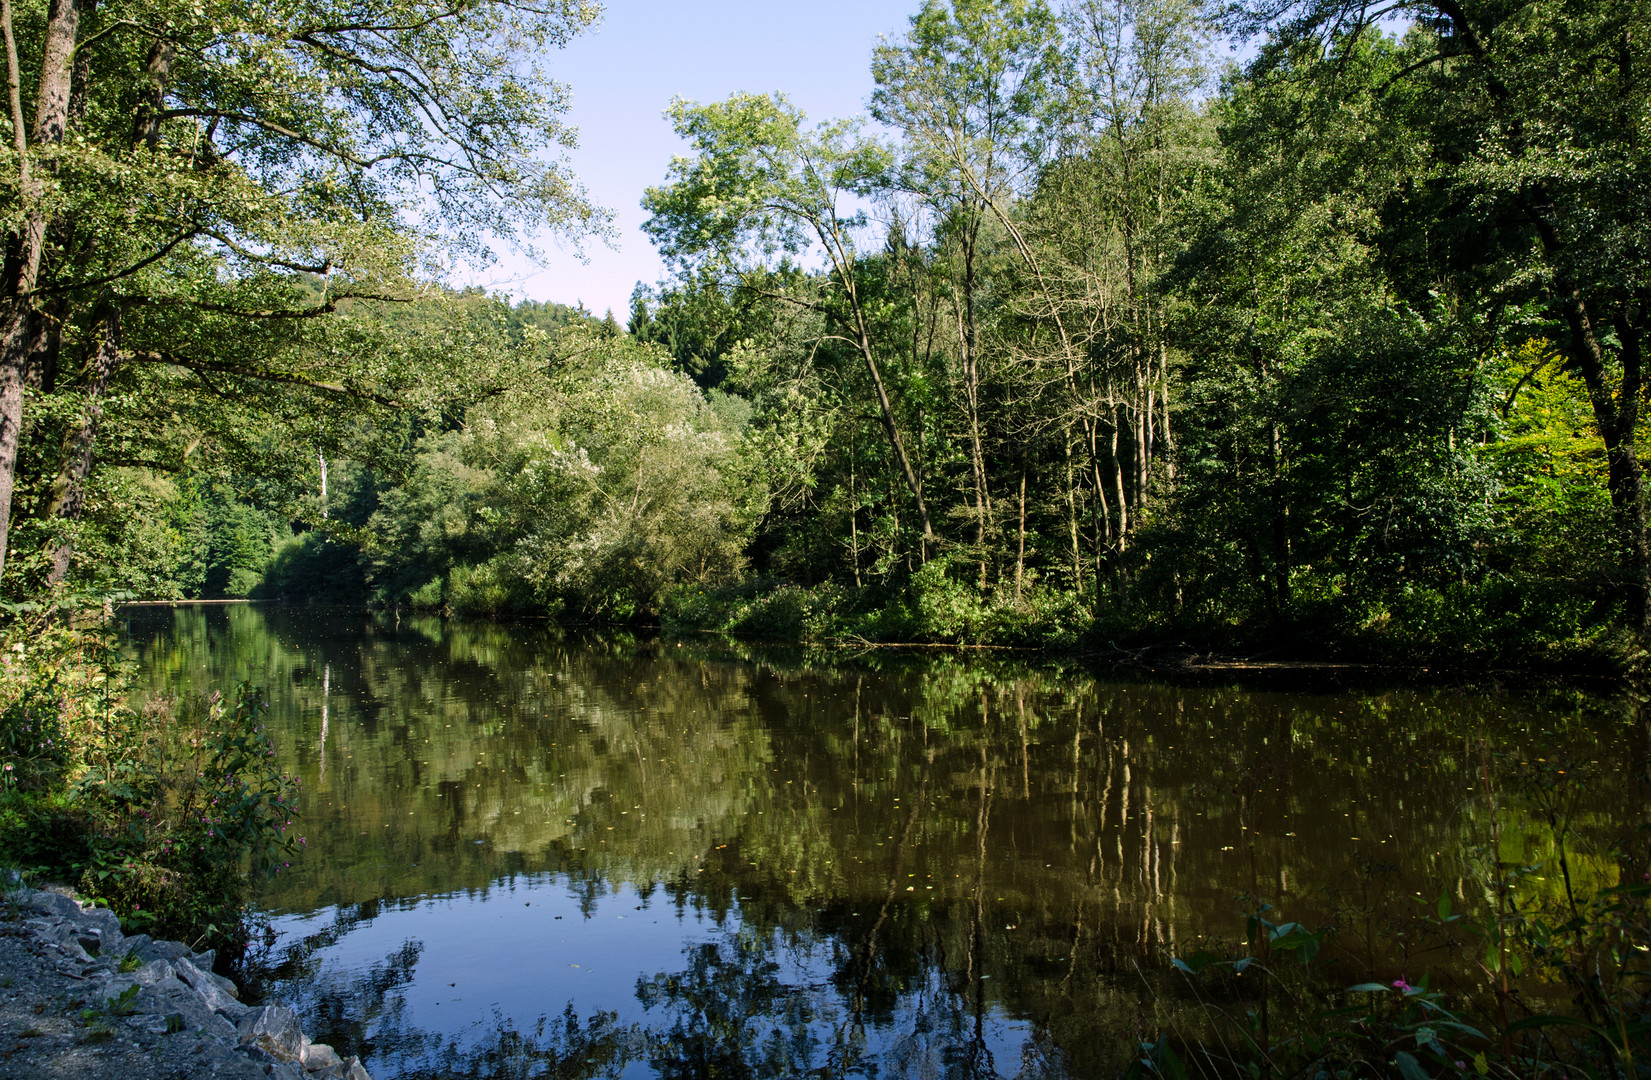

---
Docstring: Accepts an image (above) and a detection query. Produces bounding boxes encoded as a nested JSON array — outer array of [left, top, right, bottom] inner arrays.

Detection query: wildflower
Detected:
[[1392, 979, 1412, 991]]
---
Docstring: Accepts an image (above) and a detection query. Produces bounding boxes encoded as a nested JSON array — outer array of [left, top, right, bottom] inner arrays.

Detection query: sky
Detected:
[[469, 1, 917, 320]]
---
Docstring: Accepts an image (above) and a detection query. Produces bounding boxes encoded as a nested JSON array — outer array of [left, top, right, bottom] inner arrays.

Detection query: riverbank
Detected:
[[0, 879, 372, 1080], [655, 575, 1631, 678]]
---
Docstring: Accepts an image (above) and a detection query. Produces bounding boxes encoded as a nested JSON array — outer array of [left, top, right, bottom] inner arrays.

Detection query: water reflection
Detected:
[[128, 606, 1645, 1079]]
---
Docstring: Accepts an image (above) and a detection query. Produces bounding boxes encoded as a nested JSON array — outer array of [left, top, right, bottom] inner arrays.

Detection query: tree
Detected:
[[642, 93, 938, 550], [870, 0, 1061, 575], [1231, 0, 1651, 624], [0, 0, 608, 581]]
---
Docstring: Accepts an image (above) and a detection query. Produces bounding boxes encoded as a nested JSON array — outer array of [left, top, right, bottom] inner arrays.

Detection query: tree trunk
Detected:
[[0, 0, 84, 581], [1565, 289, 1648, 627], [1015, 465, 1027, 604], [45, 306, 119, 584], [957, 219, 990, 587], [1268, 421, 1290, 615]]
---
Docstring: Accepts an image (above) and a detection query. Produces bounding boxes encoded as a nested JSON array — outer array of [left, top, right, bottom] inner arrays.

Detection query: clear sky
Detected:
[[471, 1, 918, 320]]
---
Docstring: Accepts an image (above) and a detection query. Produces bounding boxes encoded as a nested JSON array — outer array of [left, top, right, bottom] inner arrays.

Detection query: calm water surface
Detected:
[[128, 606, 1644, 1080]]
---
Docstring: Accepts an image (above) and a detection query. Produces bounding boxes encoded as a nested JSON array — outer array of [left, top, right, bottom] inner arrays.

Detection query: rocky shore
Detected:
[[0, 881, 374, 1080]]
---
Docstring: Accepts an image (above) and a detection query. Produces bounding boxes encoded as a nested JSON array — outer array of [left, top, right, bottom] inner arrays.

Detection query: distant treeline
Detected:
[[25, 0, 1650, 670]]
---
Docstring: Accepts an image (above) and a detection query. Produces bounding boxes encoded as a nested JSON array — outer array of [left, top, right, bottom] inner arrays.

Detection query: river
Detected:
[[126, 604, 1643, 1080]]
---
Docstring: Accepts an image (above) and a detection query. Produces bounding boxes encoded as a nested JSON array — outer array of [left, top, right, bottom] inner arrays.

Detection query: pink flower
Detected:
[[1392, 979, 1412, 991]]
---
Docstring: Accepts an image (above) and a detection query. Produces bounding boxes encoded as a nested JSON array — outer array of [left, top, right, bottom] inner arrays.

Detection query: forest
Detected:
[[1, 0, 1644, 671]]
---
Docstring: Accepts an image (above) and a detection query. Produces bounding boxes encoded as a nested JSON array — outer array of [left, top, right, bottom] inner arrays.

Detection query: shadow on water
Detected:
[[123, 605, 1650, 1079]]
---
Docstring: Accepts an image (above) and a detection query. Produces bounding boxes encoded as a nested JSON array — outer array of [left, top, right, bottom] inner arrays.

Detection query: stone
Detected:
[[137, 939, 197, 964], [133, 958, 177, 986], [174, 956, 251, 1021], [118, 933, 153, 955], [51, 931, 94, 964], [269, 1062, 306, 1080], [73, 904, 123, 943], [155, 984, 237, 1039], [94, 960, 177, 1007], [301, 1041, 343, 1071], [344, 1055, 374, 1080], [238, 1004, 305, 1062], [19, 890, 81, 920], [194, 1036, 277, 1079]]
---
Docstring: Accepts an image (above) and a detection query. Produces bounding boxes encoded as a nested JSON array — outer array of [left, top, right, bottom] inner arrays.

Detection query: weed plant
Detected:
[[0, 598, 301, 951], [1131, 747, 1650, 1080]]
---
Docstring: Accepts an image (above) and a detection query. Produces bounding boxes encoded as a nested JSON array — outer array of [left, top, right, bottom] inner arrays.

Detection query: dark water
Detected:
[[128, 605, 1644, 1079]]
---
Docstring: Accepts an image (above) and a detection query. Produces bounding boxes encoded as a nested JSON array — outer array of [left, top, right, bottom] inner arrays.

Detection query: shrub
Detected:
[[0, 608, 301, 951]]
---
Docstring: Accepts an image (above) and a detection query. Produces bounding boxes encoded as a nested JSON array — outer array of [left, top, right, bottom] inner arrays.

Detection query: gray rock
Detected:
[[19, 889, 82, 920], [73, 904, 123, 942], [98, 984, 170, 1016], [136, 939, 197, 964], [131, 1013, 176, 1035], [309, 1068, 349, 1080], [195, 1036, 277, 1079], [270, 1063, 307, 1080], [118, 932, 153, 955], [209, 968, 241, 999], [174, 956, 250, 1021], [94, 960, 175, 1006], [238, 1004, 305, 1062], [132, 958, 177, 986], [156, 981, 238, 1038], [302, 1041, 343, 1071], [344, 1056, 374, 1080], [52, 931, 95, 964]]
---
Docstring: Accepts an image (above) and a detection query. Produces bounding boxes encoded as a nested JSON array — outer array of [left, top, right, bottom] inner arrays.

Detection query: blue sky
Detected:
[[473, 1, 918, 319]]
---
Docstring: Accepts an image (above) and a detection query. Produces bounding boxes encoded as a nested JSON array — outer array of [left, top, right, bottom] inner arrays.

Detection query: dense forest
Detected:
[[4, 0, 1645, 669]]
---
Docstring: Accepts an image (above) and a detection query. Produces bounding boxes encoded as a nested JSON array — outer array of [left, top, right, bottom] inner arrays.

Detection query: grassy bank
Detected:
[[0, 602, 301, 953], [660, 563, 1631, 676]]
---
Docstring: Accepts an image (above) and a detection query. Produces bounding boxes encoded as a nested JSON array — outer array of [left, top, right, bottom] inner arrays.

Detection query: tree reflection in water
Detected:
[[127, 606, 1646, 1080]]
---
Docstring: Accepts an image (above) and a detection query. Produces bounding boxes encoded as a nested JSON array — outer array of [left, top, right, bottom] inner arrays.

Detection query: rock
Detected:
[[271, 1062, 307, 1080], [133, 958, 177, 986], [19, 890, 82, 920], [95, 959, 175, 1006], [156, 983, 237, 1039], [74, 904, 123, 943], [344, 1055, 374, 1080], [238, 1004, 305, 1062], [175, 956, 250, 1021], [118, 932, 153, 956], [137, 939, 197, 964], [301, 1041, 343, 1070], [212, 969, 241, 998], [51, 930, 95, 964]]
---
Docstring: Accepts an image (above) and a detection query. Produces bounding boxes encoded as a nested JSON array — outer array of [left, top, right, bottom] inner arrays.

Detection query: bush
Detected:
[[0, 607, 301, 950], [662, 567, 1094, 648]]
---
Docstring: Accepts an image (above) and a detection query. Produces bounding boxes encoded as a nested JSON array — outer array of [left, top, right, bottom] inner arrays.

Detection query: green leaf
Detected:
[[1394, 1051, 1428, 1080]]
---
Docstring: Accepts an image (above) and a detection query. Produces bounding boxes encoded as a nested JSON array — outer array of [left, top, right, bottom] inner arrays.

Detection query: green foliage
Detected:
[[0, 611, 302, 950], [1137, 762, 1651, 1080], [364, 328, 763, 620]]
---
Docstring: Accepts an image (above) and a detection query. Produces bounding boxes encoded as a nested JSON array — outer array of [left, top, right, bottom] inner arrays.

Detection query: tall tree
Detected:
[[870, 0, 1061, 575], [0, 0, 608, 581], [1232, 0, 1651, 623], [643, 93, 938, 549]]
